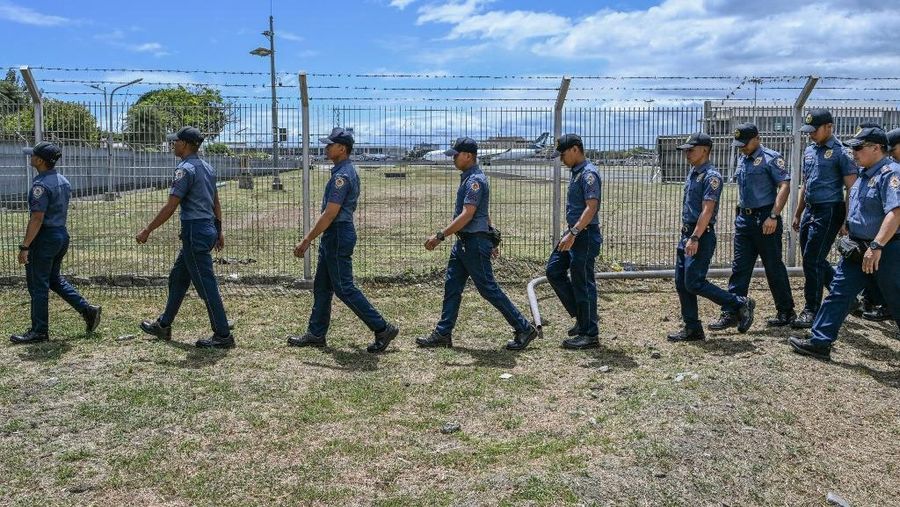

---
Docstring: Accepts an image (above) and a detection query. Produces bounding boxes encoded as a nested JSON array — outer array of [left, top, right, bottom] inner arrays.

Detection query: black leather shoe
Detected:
[[666, 326, 705, 342], [506, 325, 538, 351], [737, 297, 756, 333], [196, 334, 235, 349], [766, 310, 796, 327], [789, 335, 831, 361], [415, 330, 452, 348], [140, 319, 171, 340], [10, 330, 49, 344], [82, 305, 102, 333], [367, 323, 399, 353], [561, 335, 600, 350], [567, 324, 579, 337], [850, 299, 866, 318], [287, 332, 326, 348], [862, 306, 892, 322], [707, 312, 737, 331], [790, 309, 816, 329]]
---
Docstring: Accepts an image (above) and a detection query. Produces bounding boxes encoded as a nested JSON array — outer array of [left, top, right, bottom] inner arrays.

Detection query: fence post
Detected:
[[551, 76, 572, 245], [299, 72, 312, 279], [19, 66, 42, 201], [788, 76, 818, 267]]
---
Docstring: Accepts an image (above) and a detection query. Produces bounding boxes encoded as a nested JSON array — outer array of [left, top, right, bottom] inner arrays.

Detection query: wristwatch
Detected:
[[19, 244, 29, 251], [769, 213, 779, 220], [869, 240, 884, 251], [435, 231, 445, 241], [689, 235, 699, 242], [568, 226, 582, 236]]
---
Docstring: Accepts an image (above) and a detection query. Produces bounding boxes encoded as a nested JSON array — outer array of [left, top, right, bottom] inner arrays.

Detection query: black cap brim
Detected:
[[799, 125, 817, 133], [676, 143, 695, 150], [443, 149, 459, 156], [22, 148, 34, 155], [843, 138, 864, 147], [165, 133, 180, 142], [731, 139, 747, 147]]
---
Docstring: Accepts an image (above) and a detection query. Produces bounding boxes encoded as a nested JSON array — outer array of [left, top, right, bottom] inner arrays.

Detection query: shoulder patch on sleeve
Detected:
[[709, 176, 721, 190], [776, 158, 786, 169], [335, 176, 346, 188], [585, 173, 595, 185], [890, 175, 900, 189], [31, 185, 44, 198], [470, 181, 480, 191], [173, 168, 185, 181]]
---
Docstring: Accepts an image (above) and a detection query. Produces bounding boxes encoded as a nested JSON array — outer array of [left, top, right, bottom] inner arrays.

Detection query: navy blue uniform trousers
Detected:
[[26, 226, 89, 334], [308, 222, 387, 337], [546, 227, 602, 337], [676, 230, 742, 331], [436, 234, 529, 336], [160, 219, 230, 336]]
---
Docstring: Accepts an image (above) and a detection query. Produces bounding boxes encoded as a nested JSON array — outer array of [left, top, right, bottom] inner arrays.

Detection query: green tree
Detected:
[[0, 98, 100, 144], [123, 86, 231, 150], [1, 69, 28, 107]]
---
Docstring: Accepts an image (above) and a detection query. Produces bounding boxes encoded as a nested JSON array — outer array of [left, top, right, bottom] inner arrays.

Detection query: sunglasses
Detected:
[[851, 142, 877, 151]]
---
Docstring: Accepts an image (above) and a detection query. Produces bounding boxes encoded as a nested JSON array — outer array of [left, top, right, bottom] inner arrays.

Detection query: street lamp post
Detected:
[[89, 77, 143, 200], [250, 15, 283, 191]]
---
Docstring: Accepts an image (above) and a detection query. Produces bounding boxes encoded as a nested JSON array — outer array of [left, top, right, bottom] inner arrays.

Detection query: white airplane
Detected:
[[423, 132, 551, 163]]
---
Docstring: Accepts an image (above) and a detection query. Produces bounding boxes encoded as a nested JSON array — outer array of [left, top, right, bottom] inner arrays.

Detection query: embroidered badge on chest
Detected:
[[173, 169, 185, 181], [470, 181, 480, 191], [753, 157, 763, 166], [335, 176, 346, 188], [824, 149, 833, 159], [32, 186, 44, 198]]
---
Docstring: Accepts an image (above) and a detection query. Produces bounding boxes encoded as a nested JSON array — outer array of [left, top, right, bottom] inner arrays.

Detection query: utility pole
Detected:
[[251, 15, 283, 190]]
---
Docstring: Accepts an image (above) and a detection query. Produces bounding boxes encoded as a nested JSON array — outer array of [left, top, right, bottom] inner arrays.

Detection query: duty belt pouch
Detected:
[[836, 236, 864, 263], [487, 227, 502, 247]]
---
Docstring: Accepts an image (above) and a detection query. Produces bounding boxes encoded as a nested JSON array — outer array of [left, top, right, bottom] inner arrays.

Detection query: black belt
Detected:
[[736, 205, 773, 216], [807, 201, 844, 209], [682, 223, 713, 234], [456, 231, 491, 240], [564, 224, 600, 232]]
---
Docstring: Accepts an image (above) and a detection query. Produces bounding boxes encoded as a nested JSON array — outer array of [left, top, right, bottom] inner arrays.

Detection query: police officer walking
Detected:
[[668, 133, 754, 342], [136, 127, 234, 349], [11, 142, 101, 344], [545, 134, 604, 349], [790, 126, 900, 360], [289, 128, 399, 353], [790, 110, 859, 328], [708, 124, 794, 331], [416, 137, 537, 351]]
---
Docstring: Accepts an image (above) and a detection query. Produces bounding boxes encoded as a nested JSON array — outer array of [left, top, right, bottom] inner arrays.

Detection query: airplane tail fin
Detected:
[[530, 132, 550, 149]]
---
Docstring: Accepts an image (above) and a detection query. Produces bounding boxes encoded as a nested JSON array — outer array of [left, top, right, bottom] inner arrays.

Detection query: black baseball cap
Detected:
[[552, 133, 583, 156], [887, 128, 900, 149], [677, 132, 713, 150], [444, 136, 478, 156], [319, 127, 354, 148], [800, 109, 834, 133], [166, 126, 205, 145], [843, 125, 888, 148], [22, 141, 62, 164], [731, 123, 759, 147]]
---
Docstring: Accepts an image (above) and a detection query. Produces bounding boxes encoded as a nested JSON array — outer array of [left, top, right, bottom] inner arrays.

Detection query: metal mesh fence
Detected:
[[3, 71, 900, 292]]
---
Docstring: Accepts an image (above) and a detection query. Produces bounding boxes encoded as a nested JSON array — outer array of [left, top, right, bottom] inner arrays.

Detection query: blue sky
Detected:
[[3, 0, 900, 147]]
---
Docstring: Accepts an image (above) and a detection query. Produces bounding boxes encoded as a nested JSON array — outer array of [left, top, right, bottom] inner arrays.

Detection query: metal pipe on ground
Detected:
[[527, 267, 805, 331]]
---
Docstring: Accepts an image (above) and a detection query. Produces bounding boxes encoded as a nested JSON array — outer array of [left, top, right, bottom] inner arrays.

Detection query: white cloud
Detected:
[[412, 0, 900, 78], [94, 31, 170, 57], [390, 0, 418, 9], [0, 1, 70, 26], [278, 30, 304, 42]]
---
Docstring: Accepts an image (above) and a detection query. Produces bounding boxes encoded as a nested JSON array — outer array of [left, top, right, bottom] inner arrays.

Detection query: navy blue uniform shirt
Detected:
[[848, 157, 900, 240], [682, 161, 723, 225], [29, 169, 71, 227], [803, 136, 857, 205], [455, 165, 490, 233], [321, 158, 360, 223], [566, 160, 601, 227], [736, 146, 790, 208], [170, 155, 217, 221]]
